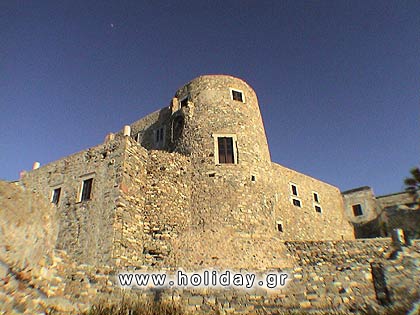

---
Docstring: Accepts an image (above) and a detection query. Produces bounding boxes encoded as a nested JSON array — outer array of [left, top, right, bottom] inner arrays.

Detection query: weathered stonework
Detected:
[[20, 74, 417, 271], [4, 74, 420, 313], [343, 187, 420, 239]]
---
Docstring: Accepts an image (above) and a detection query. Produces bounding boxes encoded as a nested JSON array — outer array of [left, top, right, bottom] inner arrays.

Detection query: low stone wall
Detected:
[[1, 238, 419, 314]]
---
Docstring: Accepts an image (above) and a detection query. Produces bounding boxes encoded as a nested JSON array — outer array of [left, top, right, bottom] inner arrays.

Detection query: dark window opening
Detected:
[[251, 175, 256, 182], [231, 90, 243, 102], [155, 127, 164, 144], [155, 129, 160, 142], [314, 193, 319, 203], [52, 188, 61, 205], [81, 178, 93, 201], [291, 185, 298, 196], [352, 204, 363, 216], [292, 198, 301, 207], [180, 96, 188, 108], [315, 205, 322, 213], [277, 223, 283, 232], [218, 137, 234, 164], [208, 173, 215, 177]]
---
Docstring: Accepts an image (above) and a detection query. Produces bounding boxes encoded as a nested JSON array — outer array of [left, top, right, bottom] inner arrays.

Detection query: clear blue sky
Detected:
[[1, 1, 419, 196]]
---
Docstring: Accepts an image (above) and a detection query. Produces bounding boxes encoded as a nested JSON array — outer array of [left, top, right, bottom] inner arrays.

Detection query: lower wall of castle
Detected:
[[52, 239, 420, 314]]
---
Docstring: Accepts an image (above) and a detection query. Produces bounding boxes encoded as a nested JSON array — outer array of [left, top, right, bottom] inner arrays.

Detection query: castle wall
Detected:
[[113, 138, 149, 266], [20, 74, 357, 269], [377, 191, 414, 208], [271, 163, 354, 241], [343, 189, 419, 239], [21, 137, 127, 265], [377, 192, 420, 240], [127, 108, 173, 151], [342, 187, 379, 224]]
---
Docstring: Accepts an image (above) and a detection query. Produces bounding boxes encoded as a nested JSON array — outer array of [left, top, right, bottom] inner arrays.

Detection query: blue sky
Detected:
[[1, 1, 419, 196]]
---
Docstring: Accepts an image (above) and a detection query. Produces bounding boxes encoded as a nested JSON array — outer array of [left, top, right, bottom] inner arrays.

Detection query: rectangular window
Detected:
[[80, 178, 93, 201], [155, 127, 165, 146], [291, 184, 298, 196], [292, 198, 301, 207], [218, 137, 234, 164], [230, 88, 245, 103], [352, 204, 363, 216], [313, 192, 319, 203], [180, 96, 189, 108], [277, 223, 283, 232], [315, 205, 322, 213], [51, 188, 61, 205]]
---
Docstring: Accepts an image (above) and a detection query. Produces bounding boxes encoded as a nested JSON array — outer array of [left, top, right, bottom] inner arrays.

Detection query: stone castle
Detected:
[[4, 74, 419, 314], [20, 74, 417, 269]]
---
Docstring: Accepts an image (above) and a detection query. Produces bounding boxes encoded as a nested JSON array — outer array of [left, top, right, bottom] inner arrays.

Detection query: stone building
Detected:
[[343, 187, 419, 239], [21, 75, 357, 268]]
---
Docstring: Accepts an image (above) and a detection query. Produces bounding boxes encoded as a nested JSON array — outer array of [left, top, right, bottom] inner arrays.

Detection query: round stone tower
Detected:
[[170, 75, 271, 169], [164, 76, 289, 269], [167, 75, 277, 239]]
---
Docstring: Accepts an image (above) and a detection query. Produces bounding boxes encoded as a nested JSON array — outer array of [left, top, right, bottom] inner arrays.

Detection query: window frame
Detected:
[[179, 95, 189, 108], [78, 176, 94, 202], [352, 204, 363, 217], [292, 198, 302, 207], [289, 183, 298, 196], [154, 126, 165, 147], [312, 191, 322, 213], [51, 187, 61, 205], [229, 88, 245, 103], [313, 192, 319, 203], [212, 133, 238, 165]]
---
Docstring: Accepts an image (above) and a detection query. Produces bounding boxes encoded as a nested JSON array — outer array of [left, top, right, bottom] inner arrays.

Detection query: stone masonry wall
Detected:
[[342, 187, 379, 224], [154, 239, 420, 314], [2, 186, 419, 315], [21, 137, 126, 266], [141, 149, 192, 267], [113, 137, 149, 267], [271, 163, 354, 241], [377, 191, 414, 208]]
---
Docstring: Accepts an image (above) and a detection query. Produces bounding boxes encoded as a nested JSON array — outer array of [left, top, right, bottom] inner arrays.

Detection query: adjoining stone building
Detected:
[[22, 75, 359, 268], [343, 187, 419, 240]]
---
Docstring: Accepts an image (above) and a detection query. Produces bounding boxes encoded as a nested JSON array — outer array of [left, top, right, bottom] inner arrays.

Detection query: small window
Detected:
[[313, 193, 319, 203], [51, 188, 61, 205], [277, 223, 283, 232], [352, 204, 363, 216], [213, 134, 238, 164], [315, 205, 322, 213], [155, 127, 165, 146], [80, 178, 93, 201], [291, 184, 298, 196], [180, 96, 189, 108], [230, 89, 244, 102], [251, 175, 256, 182], [218, 137, 234, 164], [292, 198, 301, 207]]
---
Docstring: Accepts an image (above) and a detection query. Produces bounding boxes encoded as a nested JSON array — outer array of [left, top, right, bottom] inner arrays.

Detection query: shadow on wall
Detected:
[[136, 107, 188, 155]]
